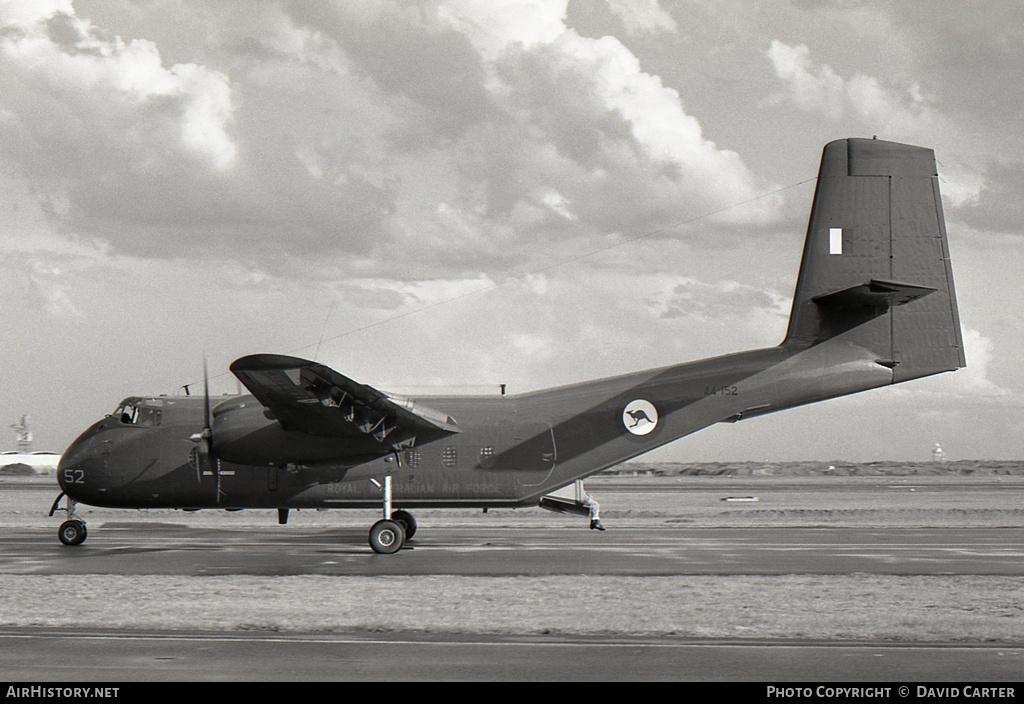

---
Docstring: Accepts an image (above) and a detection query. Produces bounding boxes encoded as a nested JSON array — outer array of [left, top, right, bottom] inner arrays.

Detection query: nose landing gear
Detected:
[[59, 519, 88, 546], [50, 493, 88, 546]]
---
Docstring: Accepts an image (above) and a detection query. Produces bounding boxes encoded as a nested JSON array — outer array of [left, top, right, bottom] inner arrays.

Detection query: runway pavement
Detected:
[[3, 476, 1022, 681], [2, 523, 1023, 576], [2, 628, 1022, 681]]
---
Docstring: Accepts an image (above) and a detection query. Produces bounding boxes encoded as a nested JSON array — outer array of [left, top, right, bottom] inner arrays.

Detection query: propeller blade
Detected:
[[190, 357, 218, 484], [203, 356, 211, 437]]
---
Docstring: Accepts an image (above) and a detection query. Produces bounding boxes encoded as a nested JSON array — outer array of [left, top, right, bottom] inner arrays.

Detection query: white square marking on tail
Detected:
[[829, 227, 843, 255]]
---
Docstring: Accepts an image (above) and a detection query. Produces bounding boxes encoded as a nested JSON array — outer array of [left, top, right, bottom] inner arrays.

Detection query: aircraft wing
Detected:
[[229, 354, 459, 451]]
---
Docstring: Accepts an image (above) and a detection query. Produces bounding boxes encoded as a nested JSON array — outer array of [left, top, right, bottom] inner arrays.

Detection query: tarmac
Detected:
[[1, 523, 1023, 577], [2, 475, 1022, 681], [2, 627, 1022, 682]]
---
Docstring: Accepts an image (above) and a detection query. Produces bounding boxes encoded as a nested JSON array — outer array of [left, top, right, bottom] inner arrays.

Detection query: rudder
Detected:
[[783, 138, 965, 382]]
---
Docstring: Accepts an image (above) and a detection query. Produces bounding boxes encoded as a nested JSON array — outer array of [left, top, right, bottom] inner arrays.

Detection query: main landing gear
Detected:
[[49, 492, 87, 546], [368, 476, 417, 554], [368, 518, 404, 554]]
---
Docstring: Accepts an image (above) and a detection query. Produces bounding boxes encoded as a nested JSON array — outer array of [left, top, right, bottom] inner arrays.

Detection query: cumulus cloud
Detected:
[[602, 0, 677, 35], [0, 0, 246, 266], [0, 1, 236, 170], [765, 40, 985, 207], [0, 0, 768, 272], [766, 39, 944, 136], [655, 277, 789, 326], [766, 41, 846, 120], [438, 0, 760, 217], [955, 328, 1010, 397], [1, 235, 109, 320], [438, 0, 568, 59], [25, 259, 82, 319]]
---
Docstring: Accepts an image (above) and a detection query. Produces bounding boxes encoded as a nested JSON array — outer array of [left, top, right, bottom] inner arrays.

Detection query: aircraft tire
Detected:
[[390, 510, 417, 540], [58, 520, 87, 546], [368, 519, 405, 554]]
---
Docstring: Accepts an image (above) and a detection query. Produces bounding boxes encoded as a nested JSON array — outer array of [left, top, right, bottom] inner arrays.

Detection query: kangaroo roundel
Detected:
[[623, 400, 658, 436]]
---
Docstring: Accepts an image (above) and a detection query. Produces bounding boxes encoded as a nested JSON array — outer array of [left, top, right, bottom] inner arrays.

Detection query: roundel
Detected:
[[622, 399, 658, 436]]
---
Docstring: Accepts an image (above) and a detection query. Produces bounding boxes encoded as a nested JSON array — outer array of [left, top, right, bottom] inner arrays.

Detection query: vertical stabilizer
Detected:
[[783, 138, 965, 382]]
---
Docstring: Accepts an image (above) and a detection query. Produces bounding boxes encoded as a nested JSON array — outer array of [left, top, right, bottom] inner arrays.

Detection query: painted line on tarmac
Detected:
[[3, 629, 1023, 651]]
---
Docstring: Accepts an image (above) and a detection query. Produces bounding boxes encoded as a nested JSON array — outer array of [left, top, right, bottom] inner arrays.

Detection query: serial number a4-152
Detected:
[[703, 385, 739, 396]]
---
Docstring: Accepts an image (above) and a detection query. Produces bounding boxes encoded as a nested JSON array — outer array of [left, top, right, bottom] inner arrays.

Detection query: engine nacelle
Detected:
[[210, 397, 383, 466]]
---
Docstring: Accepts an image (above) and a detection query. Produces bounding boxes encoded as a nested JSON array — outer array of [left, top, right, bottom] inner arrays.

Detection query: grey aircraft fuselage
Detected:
[[54, 137, 965, 551], [57, 343, 855, 511]]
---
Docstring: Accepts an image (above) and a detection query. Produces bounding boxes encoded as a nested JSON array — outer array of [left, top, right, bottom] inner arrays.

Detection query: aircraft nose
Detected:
[[56, 436, 105, 499]]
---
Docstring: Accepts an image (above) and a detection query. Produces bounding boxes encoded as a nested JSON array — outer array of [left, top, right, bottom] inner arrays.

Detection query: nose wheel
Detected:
[[58, 520, 87, 546], [51, 493, 88, 546]]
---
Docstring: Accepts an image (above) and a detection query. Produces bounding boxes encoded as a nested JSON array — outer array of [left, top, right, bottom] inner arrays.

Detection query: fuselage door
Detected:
[[495, 422, 556, 487]]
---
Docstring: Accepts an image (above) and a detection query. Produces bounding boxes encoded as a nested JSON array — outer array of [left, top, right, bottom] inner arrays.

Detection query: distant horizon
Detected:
[[622, 458, 1024, 466]]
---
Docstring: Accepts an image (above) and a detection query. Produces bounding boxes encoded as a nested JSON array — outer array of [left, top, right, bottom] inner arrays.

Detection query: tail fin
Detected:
[[783, 138, 965, 382]]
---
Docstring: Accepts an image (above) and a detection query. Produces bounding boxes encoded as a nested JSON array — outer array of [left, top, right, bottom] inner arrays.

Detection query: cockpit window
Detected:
[[115, 402, 162, 427]]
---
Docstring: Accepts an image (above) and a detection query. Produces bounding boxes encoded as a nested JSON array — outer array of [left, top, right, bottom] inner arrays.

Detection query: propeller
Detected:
[[189, 358, 219, 489]]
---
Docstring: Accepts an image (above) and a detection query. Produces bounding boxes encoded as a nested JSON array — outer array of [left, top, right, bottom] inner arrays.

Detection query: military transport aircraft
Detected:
[[52, 138, 965, 553]]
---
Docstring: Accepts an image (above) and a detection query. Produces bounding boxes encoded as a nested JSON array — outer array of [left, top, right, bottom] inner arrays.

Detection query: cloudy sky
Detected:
[[2, 0, 1021, 462]]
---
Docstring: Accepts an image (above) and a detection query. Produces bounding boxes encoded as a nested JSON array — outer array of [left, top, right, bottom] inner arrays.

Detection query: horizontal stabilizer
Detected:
[[812, 280, 937, 309]]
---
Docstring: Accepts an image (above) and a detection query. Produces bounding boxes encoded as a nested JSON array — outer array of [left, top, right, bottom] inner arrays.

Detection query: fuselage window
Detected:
[[116, 404, 162, 427], [136, 407, 162, 427], [441, 446, 457, 469], [404, 449, 421, 469], [479, 446, 494, 468]]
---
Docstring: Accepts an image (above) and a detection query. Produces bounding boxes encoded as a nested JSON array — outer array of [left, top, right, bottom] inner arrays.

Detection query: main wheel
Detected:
[[390, 510, 417, 540], [58, 520, 87, 546], [368, 519, 405, 554]]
